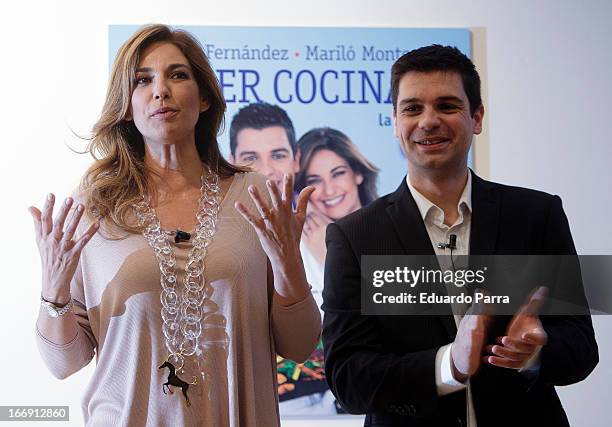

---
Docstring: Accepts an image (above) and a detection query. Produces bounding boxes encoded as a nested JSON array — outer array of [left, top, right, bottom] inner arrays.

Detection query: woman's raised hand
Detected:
[[235, 174, 314, 265], [235, 174, 315, 305], [29, 194, 99, 304]]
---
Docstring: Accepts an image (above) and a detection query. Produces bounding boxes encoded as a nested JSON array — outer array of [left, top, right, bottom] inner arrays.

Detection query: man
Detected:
[[322, 45, 598, 426], [229, 102, 299, 186]]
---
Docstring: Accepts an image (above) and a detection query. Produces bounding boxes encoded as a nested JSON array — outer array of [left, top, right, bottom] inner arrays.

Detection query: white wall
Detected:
[[1, 0, 610, 426]]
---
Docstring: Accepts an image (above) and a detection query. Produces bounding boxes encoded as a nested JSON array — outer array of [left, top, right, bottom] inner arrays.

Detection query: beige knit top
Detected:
[[35, 172, 321, 427]]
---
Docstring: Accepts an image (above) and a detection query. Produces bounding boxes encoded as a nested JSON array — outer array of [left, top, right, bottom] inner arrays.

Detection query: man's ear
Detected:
[[472, 104, 485, 135]]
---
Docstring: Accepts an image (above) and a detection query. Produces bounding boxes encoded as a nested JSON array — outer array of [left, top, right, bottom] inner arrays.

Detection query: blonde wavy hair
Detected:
[[82, 24, 242, 234]]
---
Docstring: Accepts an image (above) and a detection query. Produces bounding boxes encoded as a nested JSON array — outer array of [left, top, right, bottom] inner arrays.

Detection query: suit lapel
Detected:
[[385, 177, 457, 338], [469, 171, 501, 255], [385, 179, 435, 255]]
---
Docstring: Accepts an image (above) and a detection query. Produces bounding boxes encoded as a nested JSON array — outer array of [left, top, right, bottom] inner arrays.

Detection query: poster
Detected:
[[110, 25, 471, 418]]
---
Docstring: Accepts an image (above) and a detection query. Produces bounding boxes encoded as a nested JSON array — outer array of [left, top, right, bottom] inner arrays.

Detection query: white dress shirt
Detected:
[[406, 172, 541, 426], [406, 173, 477, 426]]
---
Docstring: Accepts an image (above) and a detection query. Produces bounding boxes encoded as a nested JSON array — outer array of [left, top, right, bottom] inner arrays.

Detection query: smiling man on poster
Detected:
[[229, 102, 299, 187], [322, 45, 598, 426]]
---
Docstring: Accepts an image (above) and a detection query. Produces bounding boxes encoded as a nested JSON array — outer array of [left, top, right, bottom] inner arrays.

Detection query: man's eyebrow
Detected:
[[135, 63, 190, 73], [270, 148, 290, 154], [399, 96, 464, 106], [238, 151, 258, 158], [399, 98, 421, 106], [437, 96, 464, 104]]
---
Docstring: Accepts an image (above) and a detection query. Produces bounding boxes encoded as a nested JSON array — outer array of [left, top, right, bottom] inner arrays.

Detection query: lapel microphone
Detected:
[[437, 234, 457, 250], [174, 230, 191, 244], [438, 234, 458, 274]]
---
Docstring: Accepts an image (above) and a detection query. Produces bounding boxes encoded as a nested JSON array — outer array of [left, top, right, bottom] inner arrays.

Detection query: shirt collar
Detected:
[[405, 172, 472, 222]]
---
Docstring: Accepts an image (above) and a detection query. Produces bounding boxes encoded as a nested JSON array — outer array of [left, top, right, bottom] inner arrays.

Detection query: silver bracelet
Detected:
[[40, 294, 74, 318]]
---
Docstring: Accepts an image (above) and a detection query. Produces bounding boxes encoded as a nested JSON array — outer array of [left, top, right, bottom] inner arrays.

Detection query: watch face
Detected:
[[46, 307, 59, 318]]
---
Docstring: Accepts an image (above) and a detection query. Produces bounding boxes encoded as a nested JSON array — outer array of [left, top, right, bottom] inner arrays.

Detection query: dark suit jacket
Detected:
[[322, 172, 598, 427]]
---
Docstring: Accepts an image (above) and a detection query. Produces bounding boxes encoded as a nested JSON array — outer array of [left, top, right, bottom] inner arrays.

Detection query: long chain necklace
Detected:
[[132, 165, 221, 406]]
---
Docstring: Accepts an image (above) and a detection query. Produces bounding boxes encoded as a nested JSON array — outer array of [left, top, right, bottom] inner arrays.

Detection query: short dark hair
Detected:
[[229, 102, 296, 156], [391, 45, 482, 116], [295, 127, 379, 208]]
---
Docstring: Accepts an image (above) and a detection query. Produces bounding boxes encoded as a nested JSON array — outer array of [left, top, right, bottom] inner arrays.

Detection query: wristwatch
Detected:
[[40, 295, 74, 318]]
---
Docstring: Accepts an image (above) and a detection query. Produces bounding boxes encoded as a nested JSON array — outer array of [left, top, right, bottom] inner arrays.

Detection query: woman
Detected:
[[30, 24, 320, 427], [296, 127, 379, 269], [277, 128, 378, 415]]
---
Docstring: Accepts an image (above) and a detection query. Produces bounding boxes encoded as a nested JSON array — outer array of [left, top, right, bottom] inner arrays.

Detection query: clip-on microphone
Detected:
[[437, 234, 457, 250], [174, 230, 191, 244]]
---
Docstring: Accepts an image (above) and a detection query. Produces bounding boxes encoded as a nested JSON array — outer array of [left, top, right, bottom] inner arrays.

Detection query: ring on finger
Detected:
[[260, 208, 272, 221]]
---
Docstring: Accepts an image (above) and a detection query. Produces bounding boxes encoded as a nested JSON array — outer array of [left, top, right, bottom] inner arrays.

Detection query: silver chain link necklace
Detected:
[[132, 165, 221, 406]]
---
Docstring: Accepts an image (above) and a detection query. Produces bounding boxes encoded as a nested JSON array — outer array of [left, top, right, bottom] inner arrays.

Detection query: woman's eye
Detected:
[[306, 177, 321, 186], [171, 71, 189, 79], [332, 169, 347, 178], [135, 76, 151, 85]]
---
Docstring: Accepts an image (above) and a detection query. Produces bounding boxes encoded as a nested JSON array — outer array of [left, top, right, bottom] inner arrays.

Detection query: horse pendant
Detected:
[[159, 360, 198, 407]]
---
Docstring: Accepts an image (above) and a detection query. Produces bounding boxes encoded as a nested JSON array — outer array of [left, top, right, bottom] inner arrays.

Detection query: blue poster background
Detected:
[[109, 26, 471, 197]]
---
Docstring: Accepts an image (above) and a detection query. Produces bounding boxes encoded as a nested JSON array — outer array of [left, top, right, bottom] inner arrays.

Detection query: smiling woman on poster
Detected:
[[296, 127, 379, 276], [29, 24, 320, 427]]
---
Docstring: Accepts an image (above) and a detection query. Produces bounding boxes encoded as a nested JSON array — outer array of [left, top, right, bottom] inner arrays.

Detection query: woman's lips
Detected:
[[321, 194, 345, 207], [151, 108, 178, 119]]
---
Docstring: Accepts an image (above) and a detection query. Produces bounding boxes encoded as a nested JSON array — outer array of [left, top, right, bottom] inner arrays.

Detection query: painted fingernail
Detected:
[[77, 204, 83, 212], [65, 197, 73, 205], [47, 193, 54, 200]]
